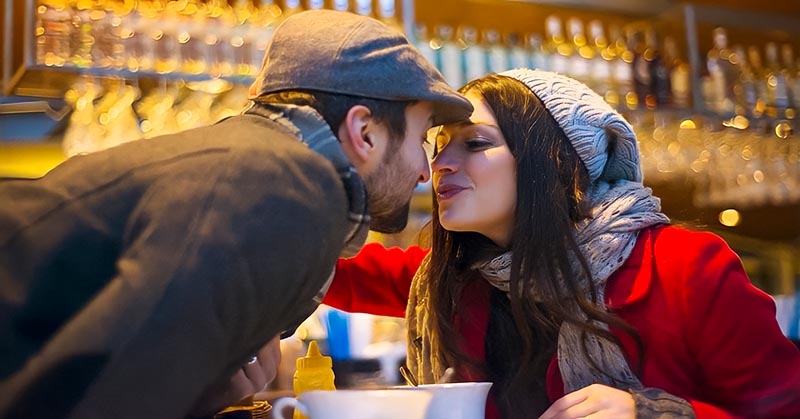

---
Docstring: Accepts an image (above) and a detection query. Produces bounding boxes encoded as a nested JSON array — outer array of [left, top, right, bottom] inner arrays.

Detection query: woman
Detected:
[[323, 69, 800, 418]]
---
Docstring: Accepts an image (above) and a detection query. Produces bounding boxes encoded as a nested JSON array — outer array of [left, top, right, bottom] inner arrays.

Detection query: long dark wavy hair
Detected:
[[426, 74, 642, 417]]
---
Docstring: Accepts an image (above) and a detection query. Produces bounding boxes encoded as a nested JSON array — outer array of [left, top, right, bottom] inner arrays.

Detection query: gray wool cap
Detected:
[[500, 68, 642, 183], [250, 10, 473, 126]]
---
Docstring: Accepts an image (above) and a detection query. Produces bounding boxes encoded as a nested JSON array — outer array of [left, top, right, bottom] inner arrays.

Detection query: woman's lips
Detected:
[[436, 184, 466, 200]]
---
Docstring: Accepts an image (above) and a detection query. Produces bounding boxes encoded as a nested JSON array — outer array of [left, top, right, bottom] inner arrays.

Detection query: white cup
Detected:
[[272, 389, 434, 419], [398, 382, 493, 419]]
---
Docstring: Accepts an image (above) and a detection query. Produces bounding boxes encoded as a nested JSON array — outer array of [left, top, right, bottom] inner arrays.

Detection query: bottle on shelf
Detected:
[[779, 44, 797, 119], [230, 0, 258, 77], [247, 0, 282, 76], [565, 17, 591, 84], [705, 27, 735, 116], [377, 0, 402, 32], [332, 0, 350, 12], [543, 15, 570, 76], [306, 0, 325, 10], [460, 26, 487, 82], [731, 44, 758, 122], [746, 45, 769, 121], [412, 23, 437, 70], [435, 25, 465, 88], [282, 0, 303, 19], [36, 0, 74, 67], [608, 23, 634, 111], [588, 20, 612, 99], [508, 32, 529, 70], [293, 340, 336, 419], [485, 29, 509, 74], [353, 0, 373, 17], [630, 28, 650, 111], [646, 27, 669, 109], [764, 42, 791, 120], [153, 0, 181, 74], [663, 35, 690, 109], [69, 0, 95, 68], [528, 33, 549, 71], [175, 0, 207, 75]]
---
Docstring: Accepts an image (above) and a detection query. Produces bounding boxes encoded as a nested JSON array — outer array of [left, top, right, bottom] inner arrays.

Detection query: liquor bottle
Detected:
[[154, 0, 180, 74], [36, 0, 73, 67], [646, 28, 670, 109], [485, 29, 509, 74], [663, 36, 690, 109], [543, 15, 570, 75], [731, 45, 758, 119], [630, 28, 650, 110], [747, 45, 768, 120], [412, 23, 437, 70], [283, 0, 303, 19], [354, 0, 373, 17], [69, 0, 94, 67], [706, 27, 735, 115], [764, 42, 790, 119], [461, 26, 487, 82], [528, 33, 549, 71], [608, 24, 634, 110], [377, 0, 402, 32], [588, 20, 612, 99], [508, 32, 529, 70], [332, 0, 350, 12], [780, 44, 797, 118], [177, 0, 208, 75], [306, 0, 325, 10], [436, 25, 465, 88], [566, 17, 591, 83], [248, 0, 282, 75], [230, 0, 257, 76]]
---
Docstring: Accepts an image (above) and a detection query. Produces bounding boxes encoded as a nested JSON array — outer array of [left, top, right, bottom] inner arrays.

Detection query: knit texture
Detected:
[[499, 69, 642, 183]]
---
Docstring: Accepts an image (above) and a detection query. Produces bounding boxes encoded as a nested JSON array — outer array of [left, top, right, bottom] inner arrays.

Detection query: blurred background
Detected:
[[2, 0, 799, 389]]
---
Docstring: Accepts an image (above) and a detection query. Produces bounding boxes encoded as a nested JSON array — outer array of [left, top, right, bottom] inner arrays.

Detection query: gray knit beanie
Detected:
[[499, 69, 642, 183]]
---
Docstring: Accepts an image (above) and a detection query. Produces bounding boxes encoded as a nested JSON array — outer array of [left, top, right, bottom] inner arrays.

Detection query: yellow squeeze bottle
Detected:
[[293, 340, 336, 419]]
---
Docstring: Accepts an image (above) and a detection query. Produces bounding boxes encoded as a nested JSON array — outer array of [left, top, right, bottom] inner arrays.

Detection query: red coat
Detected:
[[324, 226, 800, 418]]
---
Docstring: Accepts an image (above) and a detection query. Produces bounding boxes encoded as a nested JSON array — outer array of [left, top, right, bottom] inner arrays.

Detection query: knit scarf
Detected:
[[474, 180, 669, 393]]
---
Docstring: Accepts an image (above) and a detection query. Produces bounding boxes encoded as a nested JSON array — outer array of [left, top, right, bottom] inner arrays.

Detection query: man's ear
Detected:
[[338, 105, 375, 166]]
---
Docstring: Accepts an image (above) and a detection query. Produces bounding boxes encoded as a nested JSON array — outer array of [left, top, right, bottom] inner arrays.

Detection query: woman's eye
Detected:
[[465, 138, 493, 149]]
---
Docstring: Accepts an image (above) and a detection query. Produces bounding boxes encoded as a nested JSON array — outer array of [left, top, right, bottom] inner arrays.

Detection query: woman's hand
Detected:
[[539, 383, 635, 419], [191, 335, 282, 416]]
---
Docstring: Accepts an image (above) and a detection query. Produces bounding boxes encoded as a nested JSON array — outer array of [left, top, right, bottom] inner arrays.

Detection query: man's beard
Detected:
[[363, 149, 417, 233]]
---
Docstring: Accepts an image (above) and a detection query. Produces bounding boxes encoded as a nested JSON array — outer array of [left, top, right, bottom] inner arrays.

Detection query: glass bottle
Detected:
[[176, 0, 207, 75], [566, 17, 591, 83], [609, 24, 634, 111], [69, 0, 94, 67], [36, 0, 74, 67], [543, 15, 570, 75], [747, 45, 769, 120], [588, 20, 612, 99], [332, 0, 350, 12], [412, 23, 437, 70], [377, 0, 402, 32], [283, 0, 303, 19], [764, 42, 790, 119], [663, 36, 690, 109], [153, 0, 180, 74], [780, 44, 797, 119], [508, 32, 529, 70], [706, 27, 735, 115], [461, 26, 486, 82], [528, 33, 548, 71], [485, 29, 509, 74], [248, 0, 282, 76], [732, 45, 758, 120], [435, 25, 464, 88], [354, 0, 373, 17]]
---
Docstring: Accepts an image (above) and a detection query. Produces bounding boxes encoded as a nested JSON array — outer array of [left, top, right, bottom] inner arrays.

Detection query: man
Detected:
[[0, 10, 472, 419]]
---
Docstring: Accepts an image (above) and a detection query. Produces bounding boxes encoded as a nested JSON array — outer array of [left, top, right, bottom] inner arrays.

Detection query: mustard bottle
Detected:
[[293, 340, 336, 419]]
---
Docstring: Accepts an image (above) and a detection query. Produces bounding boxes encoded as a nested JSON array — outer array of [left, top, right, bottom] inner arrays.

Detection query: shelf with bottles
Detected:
[[3, 0, 406, 99]]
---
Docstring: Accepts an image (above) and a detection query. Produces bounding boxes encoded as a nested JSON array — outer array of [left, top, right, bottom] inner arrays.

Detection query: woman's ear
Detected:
[[338, 105, 375, 165]]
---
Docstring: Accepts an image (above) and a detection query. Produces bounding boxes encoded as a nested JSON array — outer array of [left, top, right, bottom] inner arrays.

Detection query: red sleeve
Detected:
[[322, 242, 429, 318], [679, 232, 800, 418]]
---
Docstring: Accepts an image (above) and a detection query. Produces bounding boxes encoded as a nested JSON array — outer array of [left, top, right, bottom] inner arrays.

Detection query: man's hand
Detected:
[[539, 383, 635, 419], [191, 335, 281, 416]]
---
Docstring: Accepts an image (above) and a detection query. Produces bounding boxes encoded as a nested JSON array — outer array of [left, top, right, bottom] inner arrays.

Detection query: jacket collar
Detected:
[[243, 102, 370, 258]]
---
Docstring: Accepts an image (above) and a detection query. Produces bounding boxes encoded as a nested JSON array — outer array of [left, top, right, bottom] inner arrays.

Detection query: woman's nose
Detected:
[[431, 148, 457, 174]]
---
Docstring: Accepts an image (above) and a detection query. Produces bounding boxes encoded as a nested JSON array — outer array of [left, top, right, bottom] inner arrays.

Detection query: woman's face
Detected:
[[431, 92, 517, 248]]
